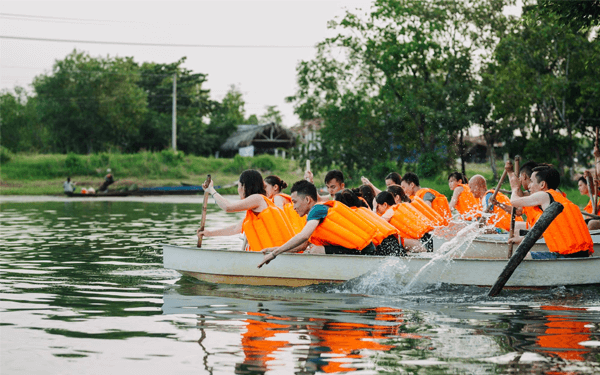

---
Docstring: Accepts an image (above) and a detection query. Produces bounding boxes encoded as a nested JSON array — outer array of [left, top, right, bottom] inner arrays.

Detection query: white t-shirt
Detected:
[[63, 181, 74, 193]]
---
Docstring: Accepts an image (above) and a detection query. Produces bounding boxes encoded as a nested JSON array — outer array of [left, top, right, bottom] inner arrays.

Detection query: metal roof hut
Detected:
[[220, 123, 296, 157]]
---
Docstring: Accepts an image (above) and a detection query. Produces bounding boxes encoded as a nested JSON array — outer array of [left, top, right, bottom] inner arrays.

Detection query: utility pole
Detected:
[[172, 73, 177, 152]]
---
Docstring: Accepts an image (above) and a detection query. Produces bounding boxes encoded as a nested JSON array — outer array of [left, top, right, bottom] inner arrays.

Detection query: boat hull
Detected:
[[162, 244, 600, 288]]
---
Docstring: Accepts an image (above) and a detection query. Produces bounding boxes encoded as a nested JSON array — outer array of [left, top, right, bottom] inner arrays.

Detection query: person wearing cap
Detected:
[[98, 168, 115, 193]]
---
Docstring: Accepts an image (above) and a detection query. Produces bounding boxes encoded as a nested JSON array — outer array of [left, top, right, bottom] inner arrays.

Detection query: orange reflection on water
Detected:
[[237, 307, 425, 374], [536, 305, 591, 362]]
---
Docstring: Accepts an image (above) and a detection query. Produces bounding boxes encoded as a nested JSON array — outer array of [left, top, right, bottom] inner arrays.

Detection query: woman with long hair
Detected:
[[197, 169, 294, 251]]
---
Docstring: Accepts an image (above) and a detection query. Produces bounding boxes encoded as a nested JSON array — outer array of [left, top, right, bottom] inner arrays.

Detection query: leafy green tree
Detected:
[[489, 6, 600, 175], [259, 105, 284, 125], [135, 58, 217, 155], [287, 0, 514, 177], [32, 50, 148, 153]]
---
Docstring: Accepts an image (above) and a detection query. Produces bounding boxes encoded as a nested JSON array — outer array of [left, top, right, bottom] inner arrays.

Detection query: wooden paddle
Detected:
[[488, 201, 564, 297], [585, 170, 596, 216], [486, 169, 508, 214], [594, 127, 599, 214], [507, 156, 520, 257], [197, 174, 211, 248]]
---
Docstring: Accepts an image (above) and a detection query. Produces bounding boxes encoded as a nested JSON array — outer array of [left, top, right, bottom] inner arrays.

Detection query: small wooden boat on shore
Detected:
[[162, 244, 600, 288]]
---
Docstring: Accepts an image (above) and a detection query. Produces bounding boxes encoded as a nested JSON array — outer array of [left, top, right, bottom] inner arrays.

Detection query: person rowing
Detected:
[[258, 180, 380, 268], [401, 172, 451, 224], [197, 169, 295, 252], [373, 190, 431, 252], [468, 174, 523, 232], [304, 169, 346, 201], [334, 188, 406, 256], [508, 165, 593, 258], [448, 171, 481, 221], [265, 174, 306, 234], [360, 172, 402, 195]]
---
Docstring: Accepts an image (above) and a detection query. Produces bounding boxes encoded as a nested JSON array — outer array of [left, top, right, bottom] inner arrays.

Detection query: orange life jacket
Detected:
[[413, 188, 452, 224], [274, 193, 307, 235], [484, 190, 523, 231], [387, 203, 433, 239], [410, 196, 447, 226], [539, 190, 594, 255], [242, 195, 295, 252], [523, 205, 543, 229], [309, 201, 377, 250], [352, 206, 401, 247], [584, 197, 598, 214], [455, 184, 482, 221]]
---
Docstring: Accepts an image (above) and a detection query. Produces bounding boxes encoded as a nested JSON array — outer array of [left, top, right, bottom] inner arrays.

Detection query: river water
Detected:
[[1, 196, 599, 374]]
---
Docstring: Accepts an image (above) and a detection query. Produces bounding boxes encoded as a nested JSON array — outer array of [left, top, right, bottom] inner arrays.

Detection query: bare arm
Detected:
[[258, 220, 319, 268], [273, 195, 286, 209], [449, 186, 463, 210], [197, 220, 243, 237], [206, 182, 265, 213], [361, 176, 381, 195], [510, 191, 550, 210]]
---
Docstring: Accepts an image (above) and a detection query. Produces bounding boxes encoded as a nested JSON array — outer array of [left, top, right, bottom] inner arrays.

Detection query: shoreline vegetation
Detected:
[[0, 151, 588, 208]]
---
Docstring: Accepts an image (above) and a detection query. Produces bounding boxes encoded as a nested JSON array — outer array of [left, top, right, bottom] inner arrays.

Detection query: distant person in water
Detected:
[[63, 177, 76, 193], [98, 169, 115, 193]]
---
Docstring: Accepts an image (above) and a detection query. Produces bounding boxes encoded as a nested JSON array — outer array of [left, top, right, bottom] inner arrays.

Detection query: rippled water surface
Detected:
[[1, 197, 599, 374]]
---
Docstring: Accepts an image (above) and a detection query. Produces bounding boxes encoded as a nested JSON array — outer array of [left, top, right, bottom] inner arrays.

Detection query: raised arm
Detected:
[[361, 176, 381, 195], [510, 191, 550, 210], [205, 180, 265, 213]]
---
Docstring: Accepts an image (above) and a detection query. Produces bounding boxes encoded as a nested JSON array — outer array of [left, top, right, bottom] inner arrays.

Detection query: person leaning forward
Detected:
[[258, 180, 378, 268], [508, 165, 593, 258]]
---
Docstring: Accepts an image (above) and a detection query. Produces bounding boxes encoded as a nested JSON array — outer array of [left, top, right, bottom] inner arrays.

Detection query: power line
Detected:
[[0, 12, 150, 25], [0, 35, 314, 49]]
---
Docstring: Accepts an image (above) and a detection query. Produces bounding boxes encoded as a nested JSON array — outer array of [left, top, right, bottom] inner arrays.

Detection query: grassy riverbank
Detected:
[[0, 152, 588, 207]]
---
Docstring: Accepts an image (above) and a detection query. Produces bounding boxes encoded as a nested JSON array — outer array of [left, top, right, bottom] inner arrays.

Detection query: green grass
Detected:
[[0, 153, 589, 208]]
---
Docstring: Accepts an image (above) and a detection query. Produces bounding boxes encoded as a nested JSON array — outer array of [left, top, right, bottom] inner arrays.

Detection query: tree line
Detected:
[[285, 0, 600, 180], [1, 52, 283, 156]]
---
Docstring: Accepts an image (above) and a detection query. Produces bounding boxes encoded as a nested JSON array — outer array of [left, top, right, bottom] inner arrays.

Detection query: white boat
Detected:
[[162, 243, 600, 288], [435, 230, 600, 259]]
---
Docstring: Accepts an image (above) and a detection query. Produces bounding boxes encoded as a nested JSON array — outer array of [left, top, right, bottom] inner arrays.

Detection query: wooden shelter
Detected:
[[220, 123, 296, 157]]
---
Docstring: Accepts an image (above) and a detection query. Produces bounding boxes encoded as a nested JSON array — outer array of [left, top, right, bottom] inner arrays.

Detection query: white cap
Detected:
[[107, 168, 112, 173]]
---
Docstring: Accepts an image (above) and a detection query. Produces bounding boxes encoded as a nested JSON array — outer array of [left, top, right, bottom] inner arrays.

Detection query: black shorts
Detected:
[[324, 242, 377, 255], [375, 235, 406, 257]]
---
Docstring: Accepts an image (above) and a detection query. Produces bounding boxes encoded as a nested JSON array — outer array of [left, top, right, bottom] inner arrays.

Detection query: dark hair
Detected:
[[519, 161, 538, 178], [401, 172, 419, 186], [352, 185, 376, 209], [67, 177, 71, 182], [239, 170, 266, 198], [387, 184, 411, 202], [375, 191, 396, 206], [291, 180, 318, 201], [578, 176, 587, 185], [335, 189, 367, 208], [264, 175, 288, 192], [385, 172, 402, 185], [448, 171, 465, 184], [324, 170, 344, 184], [532, 166, 560, 190]]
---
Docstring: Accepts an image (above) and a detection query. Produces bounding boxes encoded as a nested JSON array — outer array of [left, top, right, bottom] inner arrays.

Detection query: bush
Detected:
[[251, 154, 276, 172], [417, 152, 443, 178], [0, 146, 14, 163], [223, 154, 248, 174], [160, 149, 184, 165], [65, 153, 88, 175]]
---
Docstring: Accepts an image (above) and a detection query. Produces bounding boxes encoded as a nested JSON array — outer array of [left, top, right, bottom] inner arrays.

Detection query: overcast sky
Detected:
[[0, 0, 379, 127]]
